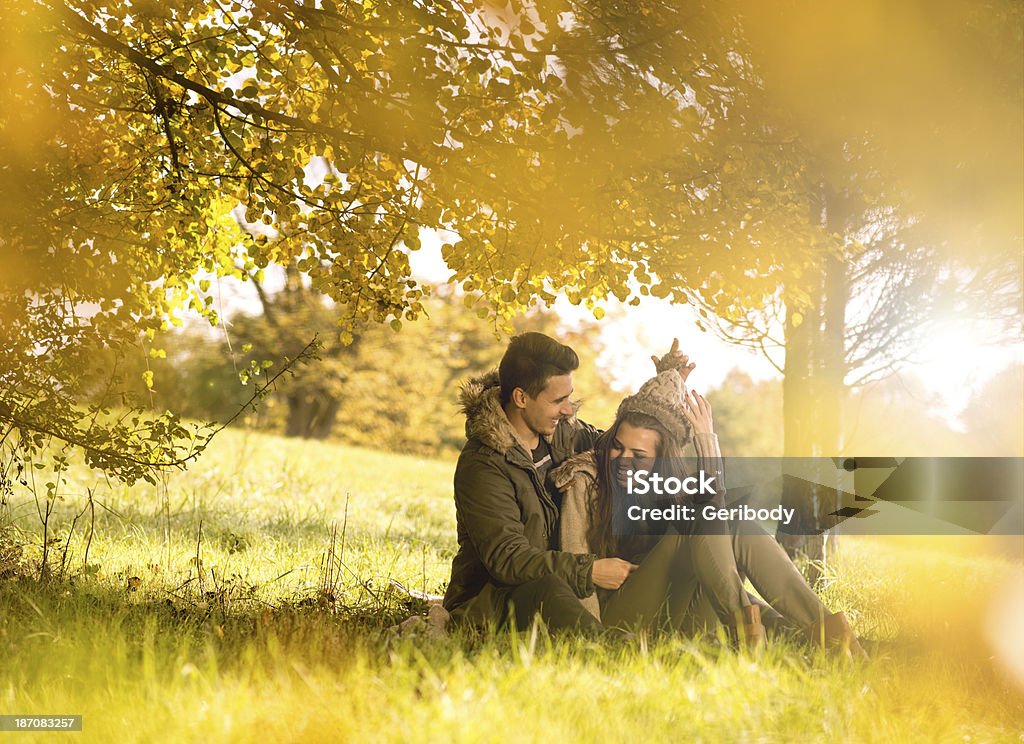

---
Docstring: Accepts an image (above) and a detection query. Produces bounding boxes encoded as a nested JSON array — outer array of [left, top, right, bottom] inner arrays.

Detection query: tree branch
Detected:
[[51, 2, 365, 142]]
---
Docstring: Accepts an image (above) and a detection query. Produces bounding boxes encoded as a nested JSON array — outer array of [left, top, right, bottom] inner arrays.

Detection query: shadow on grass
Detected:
[[0, 573, 414, 679], [0, 570, 1012, 671]]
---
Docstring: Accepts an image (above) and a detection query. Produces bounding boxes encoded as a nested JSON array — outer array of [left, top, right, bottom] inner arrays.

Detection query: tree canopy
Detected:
[[2, 0, 1019, 486]]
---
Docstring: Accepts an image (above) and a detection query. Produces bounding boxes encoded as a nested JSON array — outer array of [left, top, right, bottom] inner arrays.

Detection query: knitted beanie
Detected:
[[615, 369, 693, 446]]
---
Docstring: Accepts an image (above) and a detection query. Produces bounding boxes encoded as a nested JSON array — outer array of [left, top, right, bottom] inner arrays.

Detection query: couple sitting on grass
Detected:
[[442, 332, 866, 658]]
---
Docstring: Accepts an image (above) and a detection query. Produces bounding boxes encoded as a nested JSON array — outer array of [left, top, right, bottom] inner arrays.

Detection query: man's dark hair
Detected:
[[498, 332, 579, 406]]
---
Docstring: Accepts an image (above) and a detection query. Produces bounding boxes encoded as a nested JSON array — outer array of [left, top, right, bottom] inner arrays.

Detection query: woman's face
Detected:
[[609, 421, 660, 487]]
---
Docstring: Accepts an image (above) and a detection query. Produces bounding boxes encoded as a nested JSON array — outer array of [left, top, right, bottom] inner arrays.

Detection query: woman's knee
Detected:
[[688, 530, 735, 565]]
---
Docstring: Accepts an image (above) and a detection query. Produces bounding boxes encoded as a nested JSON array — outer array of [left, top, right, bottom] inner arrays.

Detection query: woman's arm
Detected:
[[559, 475, 597, 557], [558, 474, 640, 617], [683, 390, 726, 506]]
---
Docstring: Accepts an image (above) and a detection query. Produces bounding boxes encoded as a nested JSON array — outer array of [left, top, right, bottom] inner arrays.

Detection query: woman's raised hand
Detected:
[[681, 389, 714, 436], [650, 337, 697, 381]]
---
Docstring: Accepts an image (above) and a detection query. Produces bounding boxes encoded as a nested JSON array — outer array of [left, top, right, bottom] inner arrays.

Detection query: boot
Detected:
[[813, 610, 869, 661], [728, 604, 766, 653]]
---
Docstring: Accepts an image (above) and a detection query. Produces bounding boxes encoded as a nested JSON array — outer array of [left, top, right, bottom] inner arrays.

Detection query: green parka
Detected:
[[442, 370, 602, 626]]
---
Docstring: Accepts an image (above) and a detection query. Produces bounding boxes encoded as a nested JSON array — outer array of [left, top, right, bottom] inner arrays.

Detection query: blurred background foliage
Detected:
[[91, 275, 1021, 460], [90, 276, 631, 457]]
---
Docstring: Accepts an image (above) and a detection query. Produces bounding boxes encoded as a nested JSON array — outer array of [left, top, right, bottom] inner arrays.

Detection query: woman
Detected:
[[553, 359, 867, 658]]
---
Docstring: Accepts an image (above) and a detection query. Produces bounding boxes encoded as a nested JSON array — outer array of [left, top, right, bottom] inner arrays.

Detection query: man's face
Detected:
[[519, 374, 575, 438]]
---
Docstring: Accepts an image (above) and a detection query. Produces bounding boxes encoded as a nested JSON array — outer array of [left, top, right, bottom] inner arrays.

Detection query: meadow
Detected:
[[1, 428, 1022, 742]]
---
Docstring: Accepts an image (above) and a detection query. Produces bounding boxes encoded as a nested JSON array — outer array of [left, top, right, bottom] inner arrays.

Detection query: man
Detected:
[[443, 332, 685, 632]]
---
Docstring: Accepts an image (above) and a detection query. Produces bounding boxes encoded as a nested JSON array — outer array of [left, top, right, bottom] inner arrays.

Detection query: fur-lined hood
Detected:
[[459, 370, 519, 456], [458, 370, 585, 457]]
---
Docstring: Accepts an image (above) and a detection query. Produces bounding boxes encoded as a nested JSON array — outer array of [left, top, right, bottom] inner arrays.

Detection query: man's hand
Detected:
[[591, 557, 639, 590], [651, 337, 696, 381]]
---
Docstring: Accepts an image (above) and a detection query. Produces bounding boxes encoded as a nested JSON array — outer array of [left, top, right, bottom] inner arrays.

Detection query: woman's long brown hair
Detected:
[[587, 411, 689, 560]]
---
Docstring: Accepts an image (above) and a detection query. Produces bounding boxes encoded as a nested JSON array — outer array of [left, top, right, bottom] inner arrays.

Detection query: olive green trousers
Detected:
[[599, 520, 829, 634]]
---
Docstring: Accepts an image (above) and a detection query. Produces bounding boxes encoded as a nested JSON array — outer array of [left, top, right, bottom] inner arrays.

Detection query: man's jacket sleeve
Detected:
[[455, 455, 595, 598], [572, 418, 603, 454]]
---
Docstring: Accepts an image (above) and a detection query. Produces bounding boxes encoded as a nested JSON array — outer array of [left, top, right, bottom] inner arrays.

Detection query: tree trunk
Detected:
[[782, 291, 815, 458], [286, 391, 340, 439], [777, 183, 850, 574], [310, 397, 340, 439], [818, 185, 850, 459], [779, 283, 829, 570]]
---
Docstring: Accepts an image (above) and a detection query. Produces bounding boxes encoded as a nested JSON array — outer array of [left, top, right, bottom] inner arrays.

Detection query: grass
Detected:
[[1, 427, 1022, 742]]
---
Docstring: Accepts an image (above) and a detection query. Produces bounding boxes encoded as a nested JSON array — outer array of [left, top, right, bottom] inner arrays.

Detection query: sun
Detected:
[[904, 318, 1024, 424]]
